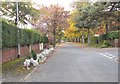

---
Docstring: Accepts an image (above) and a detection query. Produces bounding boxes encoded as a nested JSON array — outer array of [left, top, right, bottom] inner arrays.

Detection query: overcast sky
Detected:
[[32, 0, 76, 11]]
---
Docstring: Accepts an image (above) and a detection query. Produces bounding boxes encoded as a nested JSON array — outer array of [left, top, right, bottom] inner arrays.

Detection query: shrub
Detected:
[[107, 31, 119, 40], [90, 36, 98, 45], [103, 40, 111, 46], [100, 44, 108, 48], [100, 40, 111, 48], [31, 50, 37, 60], [99, 31, 119, 42], [43, 36, 49, 43]]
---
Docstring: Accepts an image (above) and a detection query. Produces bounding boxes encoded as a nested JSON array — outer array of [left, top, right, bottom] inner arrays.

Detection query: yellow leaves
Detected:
[[64, 26, 80, 38]]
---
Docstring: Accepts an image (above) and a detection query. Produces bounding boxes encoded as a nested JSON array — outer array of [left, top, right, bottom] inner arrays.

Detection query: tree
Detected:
[[64, 10, 82, 42], [1, 2, 39, 25], [73, 1, 119, 44], [90, 2, 119, 33], [35, 5, 69, 47], [74, 2, 99, 44]]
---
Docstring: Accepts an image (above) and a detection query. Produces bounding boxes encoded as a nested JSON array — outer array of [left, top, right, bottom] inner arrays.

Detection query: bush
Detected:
[[43, 36, 49, 43], [103, 40, 111, 46], [99, 31, 119, 42], [100, 44, 108, 48], [100, 40, 111, 48], [107, 31, 119, 40], [31, 50, 37, 60], [90, 36, 98, 45]]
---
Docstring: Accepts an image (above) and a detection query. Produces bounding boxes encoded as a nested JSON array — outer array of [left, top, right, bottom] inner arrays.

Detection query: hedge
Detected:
[[2, 20, 48, 48], [2, 20, 18, 48], [90, 31, 120, 45], [99, 31, 120, 43], [90, 36, 98, 45]]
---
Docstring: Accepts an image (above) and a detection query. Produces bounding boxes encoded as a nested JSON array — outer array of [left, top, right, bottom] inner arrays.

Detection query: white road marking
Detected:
[[99, 53, 113, 59], [105, 53, 116, 58], [96, 52, 119, 63]]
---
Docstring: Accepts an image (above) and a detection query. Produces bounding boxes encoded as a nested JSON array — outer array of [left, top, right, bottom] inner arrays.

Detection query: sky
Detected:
[[32, 0, 76, 11]]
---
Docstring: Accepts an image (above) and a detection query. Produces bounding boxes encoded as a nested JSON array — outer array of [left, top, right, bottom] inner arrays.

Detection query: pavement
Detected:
[[3, 42, 119, 82]]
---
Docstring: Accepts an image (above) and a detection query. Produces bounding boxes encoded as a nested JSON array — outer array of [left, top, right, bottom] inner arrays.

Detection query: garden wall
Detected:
[[2, 43, 49, 63]]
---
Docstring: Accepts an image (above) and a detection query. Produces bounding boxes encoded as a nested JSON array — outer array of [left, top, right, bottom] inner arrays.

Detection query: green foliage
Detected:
[[100, 40, 111, 48], [0, 18, 2, 48], [1, 2, 39, 25], [103, 40, 111, 46], [19, 29, 42, 45], [100, 44, 108, 48], [107, 31, 119, 39], [31, 50, 37, 60], [99, 34, 107, 43], [90, 36, 98, 45], [43, 37, 49, 43], [2, 20, 18, 48], [89, 31, 119, 48], [99, 31, 119, 43], [2, 20, 48, 48]]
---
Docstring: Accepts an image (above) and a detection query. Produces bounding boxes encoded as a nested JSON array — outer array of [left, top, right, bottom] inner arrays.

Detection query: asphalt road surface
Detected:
[[21, 42, 118, 82]]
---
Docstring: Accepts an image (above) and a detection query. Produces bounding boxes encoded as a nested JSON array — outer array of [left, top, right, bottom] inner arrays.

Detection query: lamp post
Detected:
[[16, 2, 20, 58]]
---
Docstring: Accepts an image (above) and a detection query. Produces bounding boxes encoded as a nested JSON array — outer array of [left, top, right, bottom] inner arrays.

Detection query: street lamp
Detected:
[[16, 2, 20, 58]]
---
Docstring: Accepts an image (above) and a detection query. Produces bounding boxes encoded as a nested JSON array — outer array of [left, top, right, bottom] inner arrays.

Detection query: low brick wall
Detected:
[[32, 44, 40, 53], [2, 43, 49, 63], [20, 45, 29, 57], [2, 47, 18, 63]]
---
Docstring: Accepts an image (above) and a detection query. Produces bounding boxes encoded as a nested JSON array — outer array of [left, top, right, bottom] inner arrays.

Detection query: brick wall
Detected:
[[20, 45, 30, 57], [2, 43, 49, 63], [2, 47, 18, 63], [32, 44, 40, 53]]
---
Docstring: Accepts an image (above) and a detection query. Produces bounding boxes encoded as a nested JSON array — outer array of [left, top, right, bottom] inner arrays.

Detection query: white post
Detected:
[[29, 45, 32, 53], [41, 43, 43, 50]]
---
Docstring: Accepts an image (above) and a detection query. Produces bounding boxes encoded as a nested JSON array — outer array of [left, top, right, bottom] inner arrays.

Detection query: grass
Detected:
[[2, 57, 34, 79], [2, 57, 25, 71], [56, 43, 65, 47], [89, 43, 114, 48], [72, 42, 93, 48]]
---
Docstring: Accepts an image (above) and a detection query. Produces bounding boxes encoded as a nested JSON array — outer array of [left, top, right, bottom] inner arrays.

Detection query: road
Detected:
[[23, 42, 118, 82]]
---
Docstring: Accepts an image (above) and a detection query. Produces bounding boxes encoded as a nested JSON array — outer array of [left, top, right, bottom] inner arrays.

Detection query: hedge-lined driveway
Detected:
[[24, 42, 118, 82]]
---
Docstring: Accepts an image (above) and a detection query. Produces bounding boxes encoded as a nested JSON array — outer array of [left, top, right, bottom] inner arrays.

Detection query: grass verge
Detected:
[[2, 57, 34, 80]]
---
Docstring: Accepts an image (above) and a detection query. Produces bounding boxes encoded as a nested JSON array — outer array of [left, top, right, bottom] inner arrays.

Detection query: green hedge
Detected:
[[107, 31, 120, 40], [43, 36, 49, 43], [2, 20, 48, 48], [99, 31, 120, 43], [2, 20, 18, 48], [89, 31, 119, 47], [90, 36, 98, 45]]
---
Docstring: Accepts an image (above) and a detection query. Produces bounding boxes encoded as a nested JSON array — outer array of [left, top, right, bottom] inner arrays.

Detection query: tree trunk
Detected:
[[105, 22, 109, 34], [88, 28, 90, 44], [53, 28, 56, 48], [77, 37, 80, 42], [82, 33, 85, 44]]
